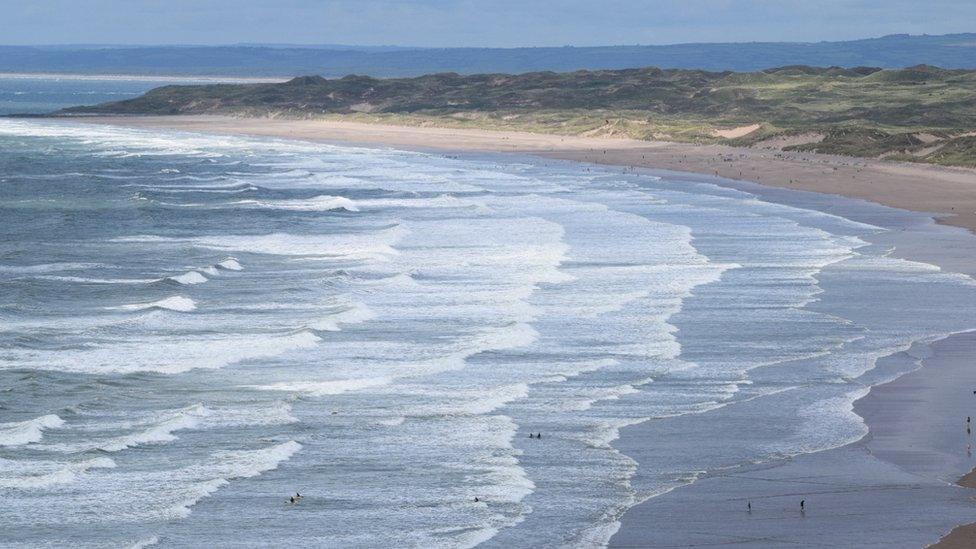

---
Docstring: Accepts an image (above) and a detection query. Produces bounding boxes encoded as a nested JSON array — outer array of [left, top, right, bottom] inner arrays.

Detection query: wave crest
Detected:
[[107, 296, 197, 313], [0, 414, 64, 446]]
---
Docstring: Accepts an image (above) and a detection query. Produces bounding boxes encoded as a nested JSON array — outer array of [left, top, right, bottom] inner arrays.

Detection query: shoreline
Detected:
[[608, 176, 976, 546], [608, 332, 976, 548], [59, 114, 976, 234], [855, 331, 976, 549], [37, 114, 976, 545]]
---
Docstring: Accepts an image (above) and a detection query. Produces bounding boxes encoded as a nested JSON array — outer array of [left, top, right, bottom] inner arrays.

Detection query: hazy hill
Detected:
[[4, 33, 976, 77], [60, 64, 976, 167]]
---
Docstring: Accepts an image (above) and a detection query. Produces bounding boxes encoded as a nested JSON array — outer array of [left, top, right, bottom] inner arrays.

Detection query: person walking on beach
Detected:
[[747, 501, 752, 512], [800, 500, 805, 512]]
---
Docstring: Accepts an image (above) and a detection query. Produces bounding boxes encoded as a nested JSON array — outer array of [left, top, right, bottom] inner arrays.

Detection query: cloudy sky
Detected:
[[3, 0, 974, 47]]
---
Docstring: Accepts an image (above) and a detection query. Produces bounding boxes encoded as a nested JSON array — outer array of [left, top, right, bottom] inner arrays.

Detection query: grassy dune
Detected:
[[61, 65, 976, 167]]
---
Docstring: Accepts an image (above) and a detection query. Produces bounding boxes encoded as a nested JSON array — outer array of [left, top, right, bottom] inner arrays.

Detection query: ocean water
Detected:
[[0, 73, 281, 115], [2, 116, 976, 548]]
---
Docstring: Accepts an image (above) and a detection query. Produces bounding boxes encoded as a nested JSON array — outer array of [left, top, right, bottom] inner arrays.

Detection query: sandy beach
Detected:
[[71, 115, 976, 233], [61, 114, 976, 546]]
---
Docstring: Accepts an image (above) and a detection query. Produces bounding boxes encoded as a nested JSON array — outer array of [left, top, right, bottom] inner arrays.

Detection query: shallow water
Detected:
[[1, 118, 976, 548]]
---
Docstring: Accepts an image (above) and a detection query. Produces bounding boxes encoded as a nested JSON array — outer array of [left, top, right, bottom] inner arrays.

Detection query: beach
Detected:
[[15, 114, 976, 547], [610, 180, 976, 547], [74, 115, 976, 233]]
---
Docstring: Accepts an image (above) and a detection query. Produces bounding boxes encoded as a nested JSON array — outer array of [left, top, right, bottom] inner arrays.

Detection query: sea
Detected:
[[2, 75, 976, 548]]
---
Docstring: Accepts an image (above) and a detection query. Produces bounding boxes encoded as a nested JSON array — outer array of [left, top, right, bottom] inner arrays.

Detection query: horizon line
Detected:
[[2, 31, 973, 51]]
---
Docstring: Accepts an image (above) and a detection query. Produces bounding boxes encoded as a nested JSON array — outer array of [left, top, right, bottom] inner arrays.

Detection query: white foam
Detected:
[[34, 275, 159, 284], [768, 387, 872, 457], [106, 296, 197, 313], [307, 303, 376, 331], [251, 376, 393, 396], [189, 440, 302, 483], [570, 517, 625, 548], [216, 258, 243, 271], [4, 331, 322, 375], [405, 384, 531, 417], [0, 456, 116, 489], [235, 195, 360, 212], [125, 536, 160, 549], [0, 414, 64, 446], [46, 403, 297, 455], [203, 401, 299, 428], [466, 322, 539, 354], [576, 416, 652, 450], [139, 185, 257, 194], [193, 227, 406, 259], [51, 407, 209, 453], [358, 194, 485, 210], [0, 262, 108, 274], [167, 271, 208, 285], [453, 527, 501, 549], [163, 441, 302, 520], [553, 381, 648, 412], [40, 402, 296, 454], [110, 235, 176, 243]]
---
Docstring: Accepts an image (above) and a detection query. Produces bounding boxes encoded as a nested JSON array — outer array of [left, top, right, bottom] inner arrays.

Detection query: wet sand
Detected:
[[612, 296, 976, 548], [58, 114, 976, 546], [606, 178, 976, 546], [610, 177, 976, 548], [883, 333, 976, 549]]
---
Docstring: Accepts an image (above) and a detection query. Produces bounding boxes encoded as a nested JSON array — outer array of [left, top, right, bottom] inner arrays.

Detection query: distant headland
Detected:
[[58, 64, 976, 168]]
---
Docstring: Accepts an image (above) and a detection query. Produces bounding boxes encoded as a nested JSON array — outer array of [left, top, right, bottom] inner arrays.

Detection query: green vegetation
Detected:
[[785, 128, 922, 157], [916, 136, 976, 167], [61, 65, 976, 167]]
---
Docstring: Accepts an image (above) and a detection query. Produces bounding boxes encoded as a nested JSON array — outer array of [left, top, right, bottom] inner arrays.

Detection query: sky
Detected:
[[1, 0, 974, 47]]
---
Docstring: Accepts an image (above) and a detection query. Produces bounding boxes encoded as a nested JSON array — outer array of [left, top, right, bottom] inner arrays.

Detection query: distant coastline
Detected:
[[2, 33, 974, 77], [54, 66, 976, 170], [0, 72, 287, 83]]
